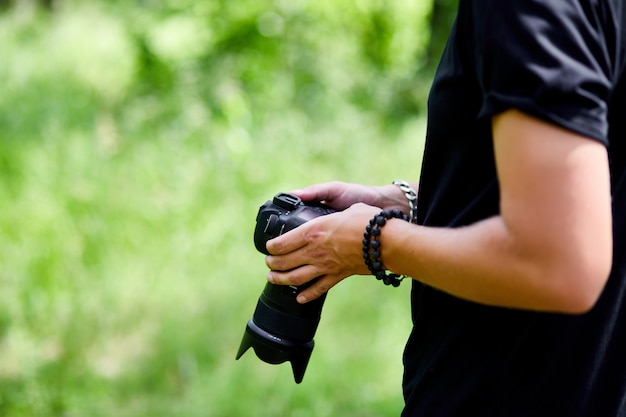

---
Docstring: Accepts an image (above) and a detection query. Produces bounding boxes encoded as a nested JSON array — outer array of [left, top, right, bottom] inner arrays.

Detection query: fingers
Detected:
[[296, 277, 334, 304], [266, 263, 319, 286], [265, 228, 307, 255], [291, 181, 343, 204], [267, 269, 340, 304]]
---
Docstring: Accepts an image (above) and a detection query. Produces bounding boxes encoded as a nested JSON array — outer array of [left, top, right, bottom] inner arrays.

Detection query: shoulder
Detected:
[[461, 0, 618, 143]]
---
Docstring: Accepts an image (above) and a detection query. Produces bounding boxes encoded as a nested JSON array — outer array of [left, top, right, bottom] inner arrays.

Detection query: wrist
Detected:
[[391, 180, 418, 224], [362, 210, 410, 287], [374, 184, 411, 211]]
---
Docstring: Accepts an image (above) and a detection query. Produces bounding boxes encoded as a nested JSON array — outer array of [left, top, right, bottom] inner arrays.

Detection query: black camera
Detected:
[[236, 193, 336, 383]]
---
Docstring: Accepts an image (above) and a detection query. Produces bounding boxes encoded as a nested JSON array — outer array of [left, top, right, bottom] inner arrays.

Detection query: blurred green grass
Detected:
[[0, 2, 429, 416]]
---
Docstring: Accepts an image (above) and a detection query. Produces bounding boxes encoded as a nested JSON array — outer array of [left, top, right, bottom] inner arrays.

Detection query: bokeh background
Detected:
[[0, 0, 456, 415]]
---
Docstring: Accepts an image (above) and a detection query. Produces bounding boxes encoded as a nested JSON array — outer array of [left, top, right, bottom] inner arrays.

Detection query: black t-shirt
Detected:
[[403, 1, 626, 416]]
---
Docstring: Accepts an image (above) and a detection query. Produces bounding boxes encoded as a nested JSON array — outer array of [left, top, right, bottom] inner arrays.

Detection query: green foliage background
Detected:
[[0, 0, 454, 415]]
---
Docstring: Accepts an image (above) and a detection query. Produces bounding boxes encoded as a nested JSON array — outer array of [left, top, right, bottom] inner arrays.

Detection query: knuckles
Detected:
[[265, 239, 280, 255], [313, 284, 329, 297], [289, 275, 306, 286]]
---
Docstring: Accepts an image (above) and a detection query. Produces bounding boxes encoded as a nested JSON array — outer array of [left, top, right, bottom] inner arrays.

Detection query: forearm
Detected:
[[376, 112, 613, 314], [381, 215, 609, 313]]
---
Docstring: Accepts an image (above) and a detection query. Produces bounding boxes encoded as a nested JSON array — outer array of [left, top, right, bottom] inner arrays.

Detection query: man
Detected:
[[265, 1, 626, 415]]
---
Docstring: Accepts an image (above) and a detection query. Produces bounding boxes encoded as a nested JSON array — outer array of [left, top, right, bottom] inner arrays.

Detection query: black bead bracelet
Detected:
[[363, 210, 409, 287]]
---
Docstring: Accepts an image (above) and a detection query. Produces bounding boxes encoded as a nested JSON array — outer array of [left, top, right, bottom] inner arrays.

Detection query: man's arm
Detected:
[[382, 110, 613, 313]]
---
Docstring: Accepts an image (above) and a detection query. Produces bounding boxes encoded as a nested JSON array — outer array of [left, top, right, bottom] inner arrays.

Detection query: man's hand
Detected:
[[292, 181, 414, 214], [265, 203, 380, 303]]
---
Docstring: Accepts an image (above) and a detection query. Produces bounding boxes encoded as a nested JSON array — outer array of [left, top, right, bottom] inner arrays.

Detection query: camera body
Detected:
[[253, 192, 336, 255], [236, 193, 336, 383]]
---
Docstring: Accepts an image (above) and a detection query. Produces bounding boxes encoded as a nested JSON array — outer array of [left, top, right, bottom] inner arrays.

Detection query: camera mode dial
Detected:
[[272, 193, 302, 211]]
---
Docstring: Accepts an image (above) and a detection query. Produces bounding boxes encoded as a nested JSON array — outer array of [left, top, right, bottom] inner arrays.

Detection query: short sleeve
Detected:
[[472, 0, 616, 144]]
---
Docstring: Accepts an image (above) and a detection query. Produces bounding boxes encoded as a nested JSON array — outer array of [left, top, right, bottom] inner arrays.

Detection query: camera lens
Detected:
[[236, 282, 327, 384], [237, 193, 335, 383], [256, 282, 325, 341]]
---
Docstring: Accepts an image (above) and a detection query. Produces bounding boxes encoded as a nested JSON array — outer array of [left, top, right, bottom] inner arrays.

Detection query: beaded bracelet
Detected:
[[362, 210, 409, 287]]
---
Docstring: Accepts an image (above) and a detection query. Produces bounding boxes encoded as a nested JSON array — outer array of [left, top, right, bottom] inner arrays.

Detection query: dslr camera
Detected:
[[236, 193, 336, 383]]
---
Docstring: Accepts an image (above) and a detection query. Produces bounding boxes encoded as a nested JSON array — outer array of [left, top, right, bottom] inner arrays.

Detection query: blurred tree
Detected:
[[0, 0, 459, 134], [425, 0, 458, 71], [385, 0, 457, 120], [361, 7, 393, 70], [0, 0, 56, 10]]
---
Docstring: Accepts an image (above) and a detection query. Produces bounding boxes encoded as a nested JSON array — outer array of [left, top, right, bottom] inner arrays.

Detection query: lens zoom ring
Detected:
[[252, 298, 320, 342]]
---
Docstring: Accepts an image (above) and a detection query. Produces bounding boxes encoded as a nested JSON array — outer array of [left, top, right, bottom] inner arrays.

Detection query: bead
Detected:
[[362, 209, 408, 288]]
